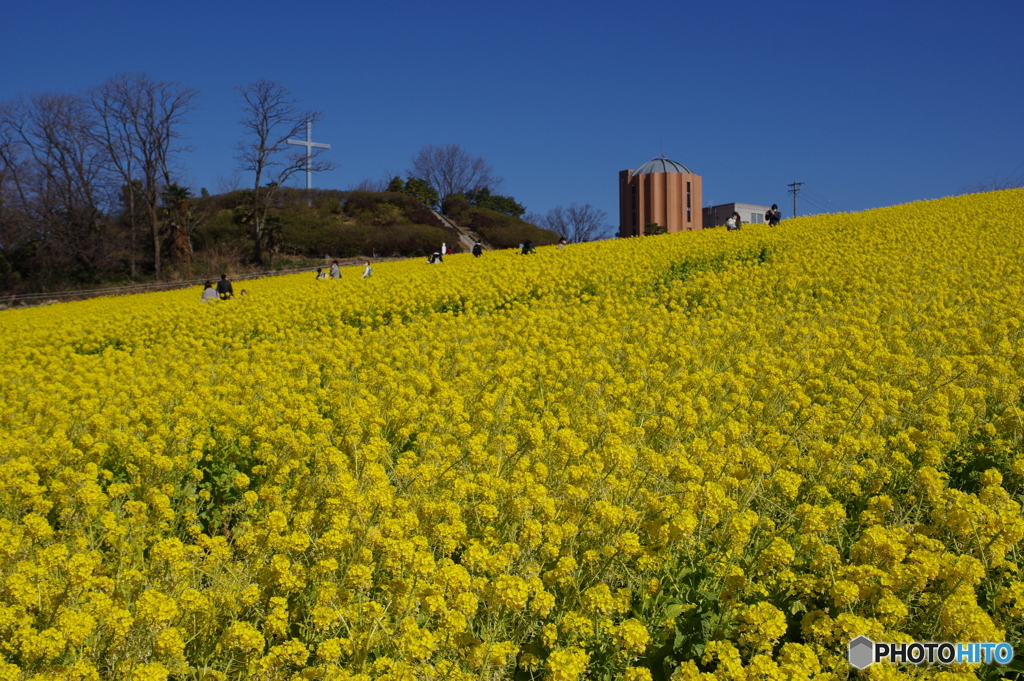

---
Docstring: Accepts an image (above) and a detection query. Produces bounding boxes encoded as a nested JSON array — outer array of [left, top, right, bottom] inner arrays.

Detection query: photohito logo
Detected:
[[848, 636, 1015, 669]]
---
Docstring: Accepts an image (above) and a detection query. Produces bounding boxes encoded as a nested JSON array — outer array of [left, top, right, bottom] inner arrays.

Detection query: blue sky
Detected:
[[2, 0, 1021, 224]]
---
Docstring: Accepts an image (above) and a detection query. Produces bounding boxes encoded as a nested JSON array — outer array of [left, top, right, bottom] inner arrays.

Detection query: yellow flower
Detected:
[[222, 620, 265, 655], [546, 647, 590, 681], [135, 589, 179, 626], [613, 619, 651, 655], [131, 662, 169, 681], [155, 627, 186, 659], [492, 574, 530, 611]]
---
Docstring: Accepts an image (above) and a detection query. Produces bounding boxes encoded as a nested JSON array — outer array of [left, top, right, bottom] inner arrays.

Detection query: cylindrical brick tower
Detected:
[[619, 156, 703, 237]]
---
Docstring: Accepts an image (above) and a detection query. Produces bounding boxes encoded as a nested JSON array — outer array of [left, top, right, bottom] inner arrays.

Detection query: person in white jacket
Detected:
[[201, 281, 218, 301]]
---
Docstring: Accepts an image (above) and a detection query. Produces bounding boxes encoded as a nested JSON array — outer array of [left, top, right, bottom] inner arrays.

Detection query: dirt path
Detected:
[[432, 211, 493, 251]]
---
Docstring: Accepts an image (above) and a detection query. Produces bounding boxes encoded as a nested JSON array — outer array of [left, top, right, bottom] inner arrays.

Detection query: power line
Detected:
[[798, 196, 832, 215], [1006, 159, 1024, 186], [803, 187, 845, 213]]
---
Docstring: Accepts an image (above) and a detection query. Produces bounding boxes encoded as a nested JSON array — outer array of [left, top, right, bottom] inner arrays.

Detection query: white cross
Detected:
[[287, 121, 331, 191]]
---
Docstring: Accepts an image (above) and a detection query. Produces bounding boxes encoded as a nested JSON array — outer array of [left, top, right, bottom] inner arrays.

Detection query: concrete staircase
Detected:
[[432, 211, 494, 252]]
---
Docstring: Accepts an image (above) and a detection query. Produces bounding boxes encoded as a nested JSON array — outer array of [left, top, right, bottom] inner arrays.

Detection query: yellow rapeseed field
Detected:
[[1, 190, 1023, 680]]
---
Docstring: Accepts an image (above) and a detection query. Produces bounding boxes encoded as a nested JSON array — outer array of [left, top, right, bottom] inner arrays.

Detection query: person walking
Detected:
[[362, 261, 373, 278], [216, 274, 235, 299], [330, 260, 340, 278], [766, 205, 781, 226], [441, 242, 447, 258]]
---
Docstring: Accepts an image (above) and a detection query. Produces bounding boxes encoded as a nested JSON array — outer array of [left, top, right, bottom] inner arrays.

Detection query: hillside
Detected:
[[193, 188, 558, 260], [0, 187, 561, 297], [1, 190, 1023, 679]]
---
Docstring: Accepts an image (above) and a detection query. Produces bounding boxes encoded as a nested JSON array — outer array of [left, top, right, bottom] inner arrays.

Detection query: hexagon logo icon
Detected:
[[849, 636, 874, 669]]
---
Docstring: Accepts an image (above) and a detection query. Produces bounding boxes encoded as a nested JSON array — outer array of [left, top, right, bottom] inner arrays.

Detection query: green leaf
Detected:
[[664, 603, 686, 620]]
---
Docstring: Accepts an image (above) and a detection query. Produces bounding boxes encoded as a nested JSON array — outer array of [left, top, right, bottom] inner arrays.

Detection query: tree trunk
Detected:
[[128, 191, 137, 280], [252, 216, 263, 266], [151, 210, 161, 280]]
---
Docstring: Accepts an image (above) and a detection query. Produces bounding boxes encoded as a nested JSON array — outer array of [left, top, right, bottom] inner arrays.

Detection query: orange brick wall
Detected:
[[619, 170, 703, 236]]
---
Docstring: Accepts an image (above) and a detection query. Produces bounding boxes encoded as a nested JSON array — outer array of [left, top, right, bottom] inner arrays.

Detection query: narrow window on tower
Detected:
[[632, 184, 638, 231], [686, 182, 692, 222]]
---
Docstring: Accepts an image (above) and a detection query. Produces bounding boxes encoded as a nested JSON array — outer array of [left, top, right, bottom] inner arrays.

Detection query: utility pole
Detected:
[[788, 182, 804, 218]]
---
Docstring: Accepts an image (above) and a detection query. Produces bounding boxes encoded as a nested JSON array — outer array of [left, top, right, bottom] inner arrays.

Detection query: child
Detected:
[[362, 261, 372, 278]]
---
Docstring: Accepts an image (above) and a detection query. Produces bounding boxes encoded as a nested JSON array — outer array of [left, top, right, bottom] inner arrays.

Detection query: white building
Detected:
[[702, 202, 771, 228]]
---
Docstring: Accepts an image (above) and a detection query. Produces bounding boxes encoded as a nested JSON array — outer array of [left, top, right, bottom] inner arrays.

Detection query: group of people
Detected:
[[201, 274, 246, 301], [425, 242, 449, 264], [429, 240, 487, 261], [315, 260, 343, 279], [725, 205, 782, 231], [203, 234, 568, 300], [317, 259, 371, 279], [202, 259, 376, 301]]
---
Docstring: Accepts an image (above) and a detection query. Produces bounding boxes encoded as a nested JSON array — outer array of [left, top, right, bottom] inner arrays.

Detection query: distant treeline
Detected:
[[0, 73, 564, 295], [0, 183, 560, 295]]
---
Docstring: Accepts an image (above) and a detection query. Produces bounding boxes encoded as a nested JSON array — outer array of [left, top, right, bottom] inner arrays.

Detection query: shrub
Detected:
[[404, 208, 444, 228], [465, 208, 560, 250]]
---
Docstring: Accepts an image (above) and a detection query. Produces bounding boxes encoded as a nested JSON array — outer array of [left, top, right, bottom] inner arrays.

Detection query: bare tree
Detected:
[[409, 143, 500, 202], [539, 203, 611, 243], [0, 93, 114, 278], [88, 73, 198, 280], [963, 174, 1023, 193], [215, 173, 242, 195], [349, 171, 395, 192], [235, 80, 334, 265]]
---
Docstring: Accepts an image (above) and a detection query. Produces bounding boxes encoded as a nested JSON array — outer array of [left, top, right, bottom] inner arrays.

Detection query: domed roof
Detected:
[[630, 155, 694, 176]]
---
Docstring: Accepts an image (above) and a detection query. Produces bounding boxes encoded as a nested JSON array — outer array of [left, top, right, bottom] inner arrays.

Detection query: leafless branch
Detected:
[[234, 80, 335, 264], [409, 143, 501, 200], [539, 203, 611, 243]]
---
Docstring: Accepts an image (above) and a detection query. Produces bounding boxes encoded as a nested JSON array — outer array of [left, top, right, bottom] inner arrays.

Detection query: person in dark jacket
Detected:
[[472, 242, 483, 257], [766, 205, 781, 226], [216, 274, 234, 299]]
